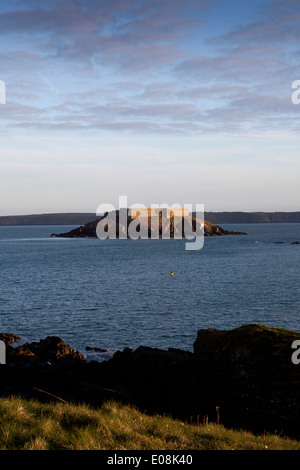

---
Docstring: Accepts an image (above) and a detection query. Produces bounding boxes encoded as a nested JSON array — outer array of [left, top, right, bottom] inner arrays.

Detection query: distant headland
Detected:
[[0, 211, 299, 226], [205, 211, 300, 224], [0, 213, 98, 226]]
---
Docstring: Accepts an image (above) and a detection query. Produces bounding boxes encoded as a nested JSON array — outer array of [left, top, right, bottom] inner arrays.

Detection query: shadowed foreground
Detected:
[[1, 324, 300, 442]]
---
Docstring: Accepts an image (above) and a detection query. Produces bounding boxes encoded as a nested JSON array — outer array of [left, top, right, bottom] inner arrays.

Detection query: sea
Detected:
[[0, 223, 299, 361]]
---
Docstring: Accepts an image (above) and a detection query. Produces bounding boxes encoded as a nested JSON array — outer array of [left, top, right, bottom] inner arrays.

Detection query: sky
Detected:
[[0, 0, 299, 215]]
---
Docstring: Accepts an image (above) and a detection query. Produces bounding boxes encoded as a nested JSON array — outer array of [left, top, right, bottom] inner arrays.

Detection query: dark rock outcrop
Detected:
[[0, 333, 21, 345], [1, 324, 300, 438], [274, 241, 300, 245], [205, 211, 300, 224], [6, 336, 86, 365], [86, 346, 107, 352]]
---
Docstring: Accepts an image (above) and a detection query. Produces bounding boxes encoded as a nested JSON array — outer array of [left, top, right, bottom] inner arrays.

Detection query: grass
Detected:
[[0, 397, 299, 450]]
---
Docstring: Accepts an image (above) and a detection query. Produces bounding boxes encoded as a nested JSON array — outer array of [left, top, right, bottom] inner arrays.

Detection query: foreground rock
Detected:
[[1, 324, 300, 439], [0, 333, 21, 344], [6, 336, 86, 365], [51, 211, 247, 238]]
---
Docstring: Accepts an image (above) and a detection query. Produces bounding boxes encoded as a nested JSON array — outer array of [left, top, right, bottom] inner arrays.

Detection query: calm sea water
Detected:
[[0, 224, 299, 360]]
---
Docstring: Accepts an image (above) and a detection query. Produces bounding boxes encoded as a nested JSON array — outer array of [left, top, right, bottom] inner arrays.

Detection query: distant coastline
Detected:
[[0, 213, 100, 226], [0, 211, 299, 226], [204, 211, 300, 224]]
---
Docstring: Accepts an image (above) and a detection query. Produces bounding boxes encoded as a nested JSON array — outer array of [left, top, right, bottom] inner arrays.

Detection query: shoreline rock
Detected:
[[274, 241, 300, 245], [86, 346, 108, 353], [6, 336, 86, 365], [0, 333, 21, 345]]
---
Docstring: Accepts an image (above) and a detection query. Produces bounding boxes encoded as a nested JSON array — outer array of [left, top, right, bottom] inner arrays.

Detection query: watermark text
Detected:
[[0, 80, 6, 105], [291, 80, 300, 105], [0, 341, 6, 364], [96, 197, 204, 251]]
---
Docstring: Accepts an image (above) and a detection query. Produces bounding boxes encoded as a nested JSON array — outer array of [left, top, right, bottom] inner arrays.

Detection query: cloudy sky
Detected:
[[0, 0, 299, 215]]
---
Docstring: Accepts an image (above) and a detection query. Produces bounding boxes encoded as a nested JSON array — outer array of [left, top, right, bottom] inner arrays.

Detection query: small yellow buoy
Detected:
[[170, 271, 174, 276]]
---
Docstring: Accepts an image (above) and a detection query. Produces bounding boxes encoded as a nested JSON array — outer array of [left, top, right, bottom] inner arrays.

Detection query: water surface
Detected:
[[0, 224, 299, 359]]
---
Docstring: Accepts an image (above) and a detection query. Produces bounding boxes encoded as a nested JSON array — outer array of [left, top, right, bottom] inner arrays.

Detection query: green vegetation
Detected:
[[239, 323, 300, 338], [0, 397, 299, 450]]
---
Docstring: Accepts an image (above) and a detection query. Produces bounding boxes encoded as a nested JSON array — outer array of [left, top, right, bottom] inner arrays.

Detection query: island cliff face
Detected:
[[51, 211, 247, 238]]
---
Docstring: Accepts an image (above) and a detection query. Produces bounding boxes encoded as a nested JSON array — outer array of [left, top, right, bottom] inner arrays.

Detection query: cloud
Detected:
[[1, 0, 300, 137], [0, 3, 110, 35], [213, 4, 300, 46]]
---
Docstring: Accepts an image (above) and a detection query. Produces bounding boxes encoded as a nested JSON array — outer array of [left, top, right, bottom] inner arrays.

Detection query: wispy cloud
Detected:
[[1, 0, 299, 136]]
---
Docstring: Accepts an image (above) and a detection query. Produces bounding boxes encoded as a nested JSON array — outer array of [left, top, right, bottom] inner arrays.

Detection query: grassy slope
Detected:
[[0, 397, 299, 450]]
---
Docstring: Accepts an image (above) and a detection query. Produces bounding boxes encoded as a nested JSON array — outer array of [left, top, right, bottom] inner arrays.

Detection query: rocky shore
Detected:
[[1, 324, 300, 439]]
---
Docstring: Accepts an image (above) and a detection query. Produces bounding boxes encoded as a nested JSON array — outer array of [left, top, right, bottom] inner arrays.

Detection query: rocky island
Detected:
[[1, 324, 300, 439], [51, 209, 247, 238]]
